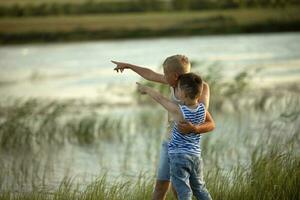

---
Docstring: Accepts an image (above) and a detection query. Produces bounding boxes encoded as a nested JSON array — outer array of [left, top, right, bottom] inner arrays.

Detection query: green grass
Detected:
[[1, 7, 299, 33], [0, 149, 298, 200], [0, 6, 300, 43], [0, 0, 114, 7], [0, 99, 165, 149], [208, 150, 300, 200], [0, 71, 299, 199]]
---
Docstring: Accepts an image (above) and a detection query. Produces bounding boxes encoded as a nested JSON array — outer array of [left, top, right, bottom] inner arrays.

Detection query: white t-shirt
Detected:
[[165, 86, 182, 140]]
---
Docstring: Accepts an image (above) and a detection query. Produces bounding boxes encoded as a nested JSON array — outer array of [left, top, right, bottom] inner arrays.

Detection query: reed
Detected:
[[0, 149, 298, 200], [0, 81, 299, 199]]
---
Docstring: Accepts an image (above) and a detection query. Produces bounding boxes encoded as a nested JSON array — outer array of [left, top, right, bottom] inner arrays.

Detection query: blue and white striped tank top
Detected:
[[168, 103, 206, 156]]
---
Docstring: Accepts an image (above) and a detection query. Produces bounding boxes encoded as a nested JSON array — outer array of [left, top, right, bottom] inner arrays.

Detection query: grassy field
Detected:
[[0, 66, 299, 199], [0, 6, 300, 43], [0, 93, 299, 199], [0, 151, 298, 200], [0, 0, 114, 6], [1, 7, 299, 33]]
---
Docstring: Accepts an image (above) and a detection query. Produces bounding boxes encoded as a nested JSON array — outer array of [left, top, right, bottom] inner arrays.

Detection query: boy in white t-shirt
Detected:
[[113, 55, 215, 199]]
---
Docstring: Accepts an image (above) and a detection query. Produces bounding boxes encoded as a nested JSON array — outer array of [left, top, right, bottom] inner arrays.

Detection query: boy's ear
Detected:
[[184, 91, 188, 98], [174, 73, 179, 80]]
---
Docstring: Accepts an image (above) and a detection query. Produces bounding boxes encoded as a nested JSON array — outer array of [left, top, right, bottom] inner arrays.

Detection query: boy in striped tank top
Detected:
[[113, 55, 214, 199], [137, 73, 213, 200]]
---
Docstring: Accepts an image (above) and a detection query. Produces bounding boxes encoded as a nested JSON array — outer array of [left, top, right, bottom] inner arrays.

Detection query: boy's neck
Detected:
[[183, 99, 198, 108]]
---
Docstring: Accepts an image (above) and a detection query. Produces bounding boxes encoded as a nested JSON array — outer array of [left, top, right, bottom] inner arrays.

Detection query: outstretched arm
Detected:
[[178, 111, 215, 135], [112, 60, 167, 84], [136, 82, 180, 116]]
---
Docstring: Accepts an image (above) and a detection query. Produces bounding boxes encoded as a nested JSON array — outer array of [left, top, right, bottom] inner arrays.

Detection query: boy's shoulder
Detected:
[[198, 102, 206, 110], [179, 103, 205, 113]]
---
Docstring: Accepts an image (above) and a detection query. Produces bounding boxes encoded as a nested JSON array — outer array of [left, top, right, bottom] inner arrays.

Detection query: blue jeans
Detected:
[[169, 153, 212, 200], [157, 140, 170, 181]]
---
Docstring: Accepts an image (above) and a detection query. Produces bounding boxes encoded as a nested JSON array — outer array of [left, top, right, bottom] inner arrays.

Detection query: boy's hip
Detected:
[[169, 153, 205, 182], [168, 147, 202, 157], [169, 153, 202, 167]]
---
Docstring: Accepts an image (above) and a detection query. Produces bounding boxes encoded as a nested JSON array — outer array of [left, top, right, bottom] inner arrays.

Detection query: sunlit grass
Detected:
[[0, 98, 166, 150], [0, 0, 108, 6], [1, 7, 299, 34], [206, 149, 300, 200], [1, 6, 300, 44], [0, 149, 298, 200], [0, 77, 299, 199]]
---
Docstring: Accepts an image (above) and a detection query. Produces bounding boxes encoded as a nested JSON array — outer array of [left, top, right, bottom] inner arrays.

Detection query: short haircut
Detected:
[[178, 73, 203, 100], [163, 54, 191, 74]]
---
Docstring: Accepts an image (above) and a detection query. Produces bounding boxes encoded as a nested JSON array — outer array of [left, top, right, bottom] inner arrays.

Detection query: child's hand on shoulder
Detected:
[[136, 82, 148, 95], [112, 60, 131, 73]]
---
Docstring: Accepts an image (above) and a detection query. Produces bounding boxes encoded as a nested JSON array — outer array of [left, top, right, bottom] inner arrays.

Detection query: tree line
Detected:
[[0, 0, 298, 17]]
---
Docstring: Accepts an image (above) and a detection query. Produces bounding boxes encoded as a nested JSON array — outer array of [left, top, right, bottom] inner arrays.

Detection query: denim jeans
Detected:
[[169, 153, 212, 200], [157, 140, 171, 181]]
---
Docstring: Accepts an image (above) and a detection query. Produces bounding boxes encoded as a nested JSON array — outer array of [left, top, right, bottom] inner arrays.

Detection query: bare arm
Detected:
[[136, 82, 180, 116], [112, 60, 167, 84], [178, 111, 215, 134], [193, 111, 215, 134], [198, 82, 210, 110], [178, 81, 212, 134]]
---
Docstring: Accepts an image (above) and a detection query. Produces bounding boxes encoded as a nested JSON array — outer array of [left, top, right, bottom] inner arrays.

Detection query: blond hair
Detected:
[[163, 54, 191, 74]]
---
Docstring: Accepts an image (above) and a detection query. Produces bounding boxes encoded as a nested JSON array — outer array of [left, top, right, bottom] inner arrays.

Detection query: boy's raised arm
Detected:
[[112, 60, 167, 84], [136, 82, 180, 116], [199, 82, 210, 110]]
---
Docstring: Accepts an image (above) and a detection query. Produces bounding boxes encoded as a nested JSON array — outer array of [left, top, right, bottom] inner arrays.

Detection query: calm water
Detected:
[[0, 32, 299, 103], [0, 32, 299, 191]]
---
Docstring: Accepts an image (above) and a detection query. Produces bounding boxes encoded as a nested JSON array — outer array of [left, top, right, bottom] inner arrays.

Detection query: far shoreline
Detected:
[[1, 25, 300, 45], [1, 7, 300, 44]]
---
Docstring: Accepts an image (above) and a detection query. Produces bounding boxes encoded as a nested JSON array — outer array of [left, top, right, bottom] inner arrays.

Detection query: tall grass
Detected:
[[0, 77, 299, 199], [207, 150, 300, 200], [0, 99, 164, 149], [0, 149, 298, 200]]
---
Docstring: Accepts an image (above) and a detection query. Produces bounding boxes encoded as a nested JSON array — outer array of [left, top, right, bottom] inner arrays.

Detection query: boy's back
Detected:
[[169, 103, 206, 156]]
